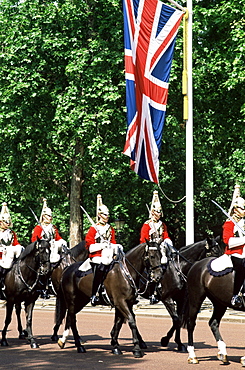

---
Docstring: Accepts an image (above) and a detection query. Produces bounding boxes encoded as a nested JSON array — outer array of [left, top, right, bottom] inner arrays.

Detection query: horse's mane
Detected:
[[126, 243, 146, 257], [70, 241, 87, 259], [19, 241, 36, 261], [179, 239, 207, 254]]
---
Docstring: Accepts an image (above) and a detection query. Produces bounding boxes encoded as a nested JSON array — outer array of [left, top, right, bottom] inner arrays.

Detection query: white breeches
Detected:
[[90, 244, 123, 265], [0, 244, 24, 269], [160, 243, 168, 264], [50, 239, 67, 263]]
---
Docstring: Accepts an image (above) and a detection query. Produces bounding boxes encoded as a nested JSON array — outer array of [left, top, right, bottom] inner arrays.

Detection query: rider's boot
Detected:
[[149, 282, 159, 305], [0, 267, 9, 300], [39, 276, 50, 300], [90, 264, 106, 306], [149, 263, 167, 305], [230, 256, 245, 309]]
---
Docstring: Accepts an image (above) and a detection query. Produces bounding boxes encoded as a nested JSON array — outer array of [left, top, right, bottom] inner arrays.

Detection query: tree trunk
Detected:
[[69, 140, 84, 248]]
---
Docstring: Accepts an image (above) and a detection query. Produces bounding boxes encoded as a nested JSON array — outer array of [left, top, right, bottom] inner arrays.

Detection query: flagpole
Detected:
[[184, 0, 194, 244]]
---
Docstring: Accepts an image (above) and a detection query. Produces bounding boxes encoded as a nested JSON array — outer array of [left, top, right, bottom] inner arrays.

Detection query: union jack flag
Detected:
[[123, 0, 184, 183]]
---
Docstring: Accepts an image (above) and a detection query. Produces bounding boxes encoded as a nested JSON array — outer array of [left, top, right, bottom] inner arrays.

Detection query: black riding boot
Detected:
[[149, 263, 167, 305], [90, 263, 108, 306], [231, 256, 245, 308], [38, 275, 50, 300], [0, 266, 9, 300]]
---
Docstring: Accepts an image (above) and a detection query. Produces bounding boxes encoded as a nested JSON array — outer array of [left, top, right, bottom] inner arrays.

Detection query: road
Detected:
[[0, 305, 245, 369]]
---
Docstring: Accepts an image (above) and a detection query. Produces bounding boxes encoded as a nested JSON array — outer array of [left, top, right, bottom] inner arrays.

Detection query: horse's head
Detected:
[[205, 236, 224, 257], [144, 240, 163, 283], [35, 238, 51, 275]]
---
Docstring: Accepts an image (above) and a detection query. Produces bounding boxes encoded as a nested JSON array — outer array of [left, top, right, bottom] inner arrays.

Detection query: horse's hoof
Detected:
[[240, 356, 245, 367], [133, 350, 144, 358], [30, 343, 39, 349], [188, 357, 199, 364], [140, 341, 147, 350], [112, 347, 123, 355], [160, 336, 169, 347], [58, 339, 65, 349], [77, 346, 86, 353], [1, 340, 8, 347], [178, 344, 188, 353], [19, 330, 28, 339], [217, 353, 229, 364], [51, 335, 59, 342]]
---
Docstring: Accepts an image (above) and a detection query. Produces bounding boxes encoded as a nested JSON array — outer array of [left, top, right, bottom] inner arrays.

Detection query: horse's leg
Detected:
[[127, 306, 144, 358], [1, 301, 14, 346], [115, 300, 144, 358], [161, 298, 187, 352], [15, 303, 27, 339], [57, 317, 70, 349], [186, 293, 206, 364], [69, 309, 86, 353], [58, 306, 86, 353], [174, 299, 188, 352], [51, 289, 67, 342], [24, 301, 39, 348], [208, 302, 229, 364], [131, 309, 147, 349], [110, 307, 124, 355]]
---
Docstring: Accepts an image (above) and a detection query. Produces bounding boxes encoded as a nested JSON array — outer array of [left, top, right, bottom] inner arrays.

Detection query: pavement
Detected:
[[1, 296, 245, 323]]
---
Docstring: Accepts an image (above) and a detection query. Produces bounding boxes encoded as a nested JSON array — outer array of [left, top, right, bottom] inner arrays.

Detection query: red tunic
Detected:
[[31, 225, 62, 242], [223, 220, 244, 255], [85, 224, 116, 258], [140, 221, 170, 244]]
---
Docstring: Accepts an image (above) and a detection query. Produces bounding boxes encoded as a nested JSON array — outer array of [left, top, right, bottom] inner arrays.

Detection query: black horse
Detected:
[[155, 237, 223, 352], [186, 254, 245, 365], [55, 241, 163, 357], [1, 239, 51, 348]]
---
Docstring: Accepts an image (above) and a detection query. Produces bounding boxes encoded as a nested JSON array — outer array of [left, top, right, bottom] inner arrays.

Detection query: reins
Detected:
[[17, 261, 40, 292], [16, 242, 50, 293]]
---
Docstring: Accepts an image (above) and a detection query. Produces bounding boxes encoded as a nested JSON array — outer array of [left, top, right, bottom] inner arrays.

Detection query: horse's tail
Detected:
[[55, 284, 67, 326]]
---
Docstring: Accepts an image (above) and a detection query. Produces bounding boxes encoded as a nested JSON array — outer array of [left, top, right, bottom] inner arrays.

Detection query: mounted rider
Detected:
[[223, 184, 245, 308], [0, 202, 24, 299], [140, 190, 174, 304], [85, 194, 123, 306], [31, 198, 68, 298]]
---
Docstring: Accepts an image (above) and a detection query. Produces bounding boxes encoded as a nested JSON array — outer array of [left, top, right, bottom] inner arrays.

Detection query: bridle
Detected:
[[126, 243, 163, 295], [17, 240, 50, 292]]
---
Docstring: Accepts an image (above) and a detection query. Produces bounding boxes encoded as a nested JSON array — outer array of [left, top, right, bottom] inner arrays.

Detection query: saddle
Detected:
[[207, 254, 233, 277]]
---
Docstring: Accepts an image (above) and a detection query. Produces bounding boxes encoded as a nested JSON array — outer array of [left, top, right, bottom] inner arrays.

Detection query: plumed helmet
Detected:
[[233, 197, 245, 210], [228, 184, 241, 216], [0, 202, 13, 227], [150, 190, 162, 217], [96, 194, 109, 222], [39, 198, 52, 222]]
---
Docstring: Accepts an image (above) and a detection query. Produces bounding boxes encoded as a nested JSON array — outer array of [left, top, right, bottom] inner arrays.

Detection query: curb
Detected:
[[1, 297, 245, 323]]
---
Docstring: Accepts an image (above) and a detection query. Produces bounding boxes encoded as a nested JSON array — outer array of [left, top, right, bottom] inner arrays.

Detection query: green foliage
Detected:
[[0, 0, 244, 249]]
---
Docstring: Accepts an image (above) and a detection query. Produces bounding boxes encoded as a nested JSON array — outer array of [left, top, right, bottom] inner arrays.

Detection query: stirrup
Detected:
[[90, 295, 100, 306], [231, 295, 243, 308], [40, 290, 50, 300], [149, 294, 159, 305]]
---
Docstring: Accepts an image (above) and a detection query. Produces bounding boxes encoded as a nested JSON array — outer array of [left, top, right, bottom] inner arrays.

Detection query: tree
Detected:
[[0, 0, 244, 249]]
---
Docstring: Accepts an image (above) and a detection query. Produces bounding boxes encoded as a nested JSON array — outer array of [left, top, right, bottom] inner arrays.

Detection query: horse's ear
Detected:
[[145, 239, 149, 251]]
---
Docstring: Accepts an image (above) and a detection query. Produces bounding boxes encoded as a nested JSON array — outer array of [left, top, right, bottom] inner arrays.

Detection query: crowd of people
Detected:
[[0, 185, 245, 309]]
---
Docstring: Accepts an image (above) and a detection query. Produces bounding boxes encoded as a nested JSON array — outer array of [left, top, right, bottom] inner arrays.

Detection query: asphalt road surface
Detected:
[[0, 307, 245, 369]]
